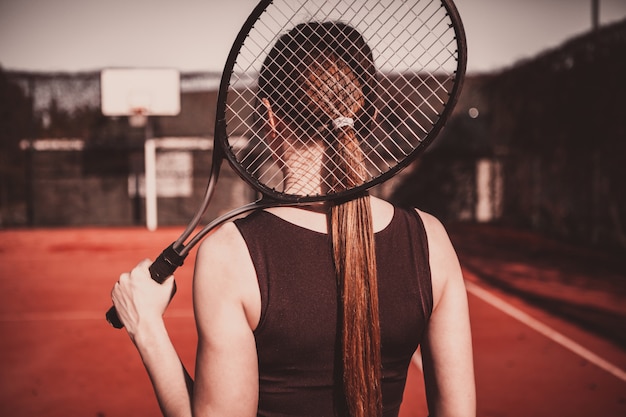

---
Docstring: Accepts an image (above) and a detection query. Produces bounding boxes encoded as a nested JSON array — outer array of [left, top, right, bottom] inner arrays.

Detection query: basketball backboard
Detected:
[[100, 68, 181, 117]]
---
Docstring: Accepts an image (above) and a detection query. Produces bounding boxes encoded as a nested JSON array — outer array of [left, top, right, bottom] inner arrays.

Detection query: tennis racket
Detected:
[[106, 0, 467, 328]]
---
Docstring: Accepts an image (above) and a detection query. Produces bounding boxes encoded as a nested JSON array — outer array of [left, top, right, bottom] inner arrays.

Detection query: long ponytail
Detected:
[[302, 37, 382, 417], [329, 126, 382, 417]]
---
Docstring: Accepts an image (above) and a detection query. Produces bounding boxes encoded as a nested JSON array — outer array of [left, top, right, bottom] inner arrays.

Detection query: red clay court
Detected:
[[1, 225, 625, 416]]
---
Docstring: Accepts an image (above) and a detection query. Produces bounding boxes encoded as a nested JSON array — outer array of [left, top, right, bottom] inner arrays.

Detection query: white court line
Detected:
[[464, 280, 626, 382]]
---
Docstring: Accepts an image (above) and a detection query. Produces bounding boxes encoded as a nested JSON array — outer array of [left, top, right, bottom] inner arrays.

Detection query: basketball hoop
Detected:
[[100, 68, 180, 127], [129, 107, 148, 128]]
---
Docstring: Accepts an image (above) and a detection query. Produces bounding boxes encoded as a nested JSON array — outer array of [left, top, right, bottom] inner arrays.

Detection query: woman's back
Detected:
[[233, 199, 433, 416]]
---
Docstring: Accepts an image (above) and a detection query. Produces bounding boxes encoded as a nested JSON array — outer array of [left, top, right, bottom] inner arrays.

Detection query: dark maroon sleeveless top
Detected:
[[234, 207, 433, 417]]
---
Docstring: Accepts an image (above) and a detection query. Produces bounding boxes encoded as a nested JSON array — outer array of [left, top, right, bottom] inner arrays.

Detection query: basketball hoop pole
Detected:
[[144, 118, 158, 232]]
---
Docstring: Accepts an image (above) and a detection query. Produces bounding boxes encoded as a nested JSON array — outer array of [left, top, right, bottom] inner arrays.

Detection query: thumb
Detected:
[[163, 274, 178, 301]]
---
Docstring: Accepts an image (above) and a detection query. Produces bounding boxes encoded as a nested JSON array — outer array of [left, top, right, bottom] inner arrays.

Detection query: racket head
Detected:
[[215, 0, 467, 203]]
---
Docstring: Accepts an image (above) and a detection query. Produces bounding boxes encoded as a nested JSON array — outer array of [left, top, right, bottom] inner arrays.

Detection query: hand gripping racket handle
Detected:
[[106, 243, 186, 329]]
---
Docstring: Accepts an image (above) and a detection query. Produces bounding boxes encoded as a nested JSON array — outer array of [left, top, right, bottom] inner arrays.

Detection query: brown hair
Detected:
[[259, 22, 381, 417]]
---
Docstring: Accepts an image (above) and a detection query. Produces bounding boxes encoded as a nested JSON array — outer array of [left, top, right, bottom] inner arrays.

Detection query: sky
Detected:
[[1, 0, 625, 75]]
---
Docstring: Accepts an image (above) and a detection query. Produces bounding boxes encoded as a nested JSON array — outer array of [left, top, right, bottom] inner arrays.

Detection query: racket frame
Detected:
[[217, 0, 467, 205]]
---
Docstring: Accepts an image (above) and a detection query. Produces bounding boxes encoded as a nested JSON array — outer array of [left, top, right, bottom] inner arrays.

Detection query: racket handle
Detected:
[[106, 243, 186, 329]]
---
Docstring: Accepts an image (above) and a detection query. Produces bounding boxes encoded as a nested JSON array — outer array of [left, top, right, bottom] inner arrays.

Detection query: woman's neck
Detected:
[[282, 142, 325, 196]]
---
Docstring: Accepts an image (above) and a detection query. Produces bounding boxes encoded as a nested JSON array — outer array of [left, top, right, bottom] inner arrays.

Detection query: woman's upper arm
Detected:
[[191, 222, 260, 417], [418, 210, 476, 417]]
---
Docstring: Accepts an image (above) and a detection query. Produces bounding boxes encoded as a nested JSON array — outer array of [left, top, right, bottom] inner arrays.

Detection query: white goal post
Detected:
[[144, 138, 212, 231]]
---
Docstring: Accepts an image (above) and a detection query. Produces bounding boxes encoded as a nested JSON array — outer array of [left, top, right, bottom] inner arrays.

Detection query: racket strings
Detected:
[[224, 0, 461, 198], [304, 57, 363, 122]]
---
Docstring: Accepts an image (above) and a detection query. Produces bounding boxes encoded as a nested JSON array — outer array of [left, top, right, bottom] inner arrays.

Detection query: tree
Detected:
[[0, 67, 35, 226]]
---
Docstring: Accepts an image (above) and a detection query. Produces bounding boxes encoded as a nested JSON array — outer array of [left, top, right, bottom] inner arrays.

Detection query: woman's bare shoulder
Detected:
[[413, 208, 448, 241], [194, 221, 254, 292], [412, 208, 463, 306], [194, 221, 260, 329], [196, 221, 247, 260]]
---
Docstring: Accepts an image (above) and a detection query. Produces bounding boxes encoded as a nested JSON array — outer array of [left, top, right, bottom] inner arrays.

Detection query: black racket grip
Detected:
[[149, 243, 186, 284], [106, 243, 186, 329]]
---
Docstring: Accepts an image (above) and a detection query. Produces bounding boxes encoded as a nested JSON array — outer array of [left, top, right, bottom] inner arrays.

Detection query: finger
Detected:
[[131, 262, 149, 279], [162, 275, 177, 302], [111, 281, 122, 306], [110, 281, 118, 300], [118, 272, 130, 284], [160, 275, 175, 291]]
